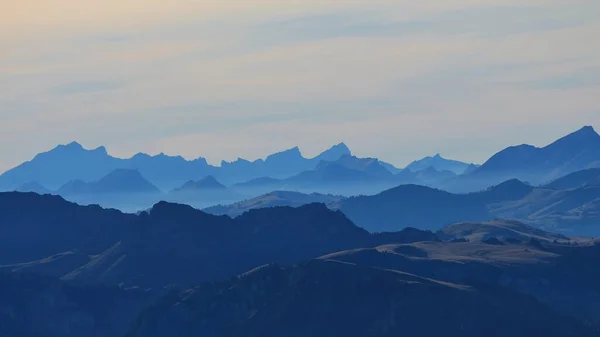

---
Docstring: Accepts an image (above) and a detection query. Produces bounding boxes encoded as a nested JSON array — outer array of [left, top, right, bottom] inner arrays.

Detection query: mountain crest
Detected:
[[173, 175, 226, 192], [312, 142, 352, 162]]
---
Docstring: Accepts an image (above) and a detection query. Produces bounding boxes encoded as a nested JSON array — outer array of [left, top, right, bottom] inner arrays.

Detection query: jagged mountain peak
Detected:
[[266, 146, 303, 160], [313, 142, 352, 162], [547, 125, 600, 148]]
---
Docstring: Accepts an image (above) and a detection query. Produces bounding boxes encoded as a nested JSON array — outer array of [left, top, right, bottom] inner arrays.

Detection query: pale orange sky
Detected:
[[1, 0, 599, 170]]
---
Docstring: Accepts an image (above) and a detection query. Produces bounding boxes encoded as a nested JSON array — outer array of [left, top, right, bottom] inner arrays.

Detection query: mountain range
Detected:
[[448, 125, 600, 192], [0, 192, 436, 288], [2, 126, 600, 203], [0, 142, 361, 191], [2, 190, 600, 336], [231, 154, 460, 197], [210, 174, 600, 236], [2, 125, 600, 337]]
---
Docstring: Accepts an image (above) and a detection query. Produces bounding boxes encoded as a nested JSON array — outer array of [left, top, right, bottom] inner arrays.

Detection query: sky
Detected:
[[1, 0, 600, 171]]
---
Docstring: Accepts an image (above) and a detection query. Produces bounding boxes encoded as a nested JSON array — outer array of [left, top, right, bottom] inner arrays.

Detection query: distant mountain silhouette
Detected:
[[456, 126, 600, 191], [232, 155, 409, 196], [127, 152, 212, 190], [52, 169, 162, 211], [312, 142, 351, 162], [327, 155, 395, 178], [0, 142, 119, 190], [171, 175, 226, 192], [204, 191, 344, 217], [331, 177, 600, 235], [411, 166, 457, 184], [217, 143, 353, 184], [406, 153, 475, 174], [0, 142, 355, 191], [331, 179, 535, 232], [58, 169, 160, 195], [379, 161, 402, 173], [462, 163, 480, 175], [167, 176, 241, 209], [14, 181, 51, 194], [543, 168, 600, 190]]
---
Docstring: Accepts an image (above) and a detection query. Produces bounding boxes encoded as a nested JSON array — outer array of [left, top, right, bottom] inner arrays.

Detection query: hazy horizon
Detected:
[[2, 0, 599, 171]]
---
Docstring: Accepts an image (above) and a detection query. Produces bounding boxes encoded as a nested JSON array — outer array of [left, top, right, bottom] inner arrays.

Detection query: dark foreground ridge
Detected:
[[1, 191, 600, 336]]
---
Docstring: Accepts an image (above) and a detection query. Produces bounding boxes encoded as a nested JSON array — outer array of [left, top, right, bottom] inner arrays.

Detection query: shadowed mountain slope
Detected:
[[0, 192, 436, 288], [0, 272, 152, 337], [128, 258, 597, 337], [437, 219, 570, 243]]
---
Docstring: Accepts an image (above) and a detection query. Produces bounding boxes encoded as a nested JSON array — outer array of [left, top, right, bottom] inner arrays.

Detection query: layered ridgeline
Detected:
[[0, 142, 358, 190], [448, 126, 600, 192], [0, 192, 437, 288], [405, 153, 477, 174], [209, 175, 600, 236], [1, 191, 600, 336], [130, 220, 600, 337], [2, 126, 600, 201], [232, 154, 461, 197]]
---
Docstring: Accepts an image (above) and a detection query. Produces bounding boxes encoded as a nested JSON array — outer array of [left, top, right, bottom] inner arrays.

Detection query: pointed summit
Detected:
[[172, 176, 226, 193], [545, 125, 600, 151], [406, 154, 472, 175], [568, 125, 599, 140], [313, 142, 352, 162], [266, 146, 303, 160]]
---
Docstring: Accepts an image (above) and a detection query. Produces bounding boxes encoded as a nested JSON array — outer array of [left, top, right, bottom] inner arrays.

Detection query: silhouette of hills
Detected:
[[171, 175, 226, 192], [207, 170, 600, 235], [437, 219, 570, 243], [204, 191, 344, 217], [14, 181, 51, 194], [129, 245, 600, 337], [60, 169, 160, 195], [454, 126, 600, 191], [0, 272, 153, 337], [230, 155, 451, 196], [2, 191, 600, 336], [0, 192, 435, 288], [406, 153, 475, 174], [315, 237, 600, 331], [167, 176, 241, 209], [326, 179, 530, 232], [331, 177, 600, 235]]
